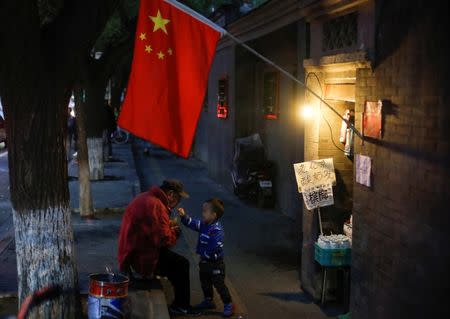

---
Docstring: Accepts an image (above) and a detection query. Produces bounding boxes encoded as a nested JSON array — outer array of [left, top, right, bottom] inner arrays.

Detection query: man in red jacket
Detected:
[[118, 179, 200, 316]]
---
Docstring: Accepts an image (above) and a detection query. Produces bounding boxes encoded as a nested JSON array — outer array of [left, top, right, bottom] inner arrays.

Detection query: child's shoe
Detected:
[[223, 303, 235, 317], [194, 298, 216, 310]]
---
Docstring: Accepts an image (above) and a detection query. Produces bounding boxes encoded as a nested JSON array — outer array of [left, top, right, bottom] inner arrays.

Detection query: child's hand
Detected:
[[169, 218, 178, 227], [177, 208, 186, 217]]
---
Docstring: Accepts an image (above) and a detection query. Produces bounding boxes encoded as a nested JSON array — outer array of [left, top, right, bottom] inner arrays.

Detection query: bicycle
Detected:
[[111, 127, 130, 145]]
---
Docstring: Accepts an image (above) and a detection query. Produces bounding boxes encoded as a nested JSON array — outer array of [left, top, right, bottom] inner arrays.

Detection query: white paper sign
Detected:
[[293, 158, 336, 193], [356, 154, 371, 187], [302, 184, 334, 210]]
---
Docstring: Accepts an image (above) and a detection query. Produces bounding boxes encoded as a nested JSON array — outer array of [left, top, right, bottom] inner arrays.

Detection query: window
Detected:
[[263, 71, 279, 120], [322, 12, 358, 52], [217, 77, 228, 119]]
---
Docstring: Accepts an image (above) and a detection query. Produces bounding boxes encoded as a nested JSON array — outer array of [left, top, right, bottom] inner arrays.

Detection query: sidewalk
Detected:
[[68, 143, 140, 211], [0, 143, 169, 319]]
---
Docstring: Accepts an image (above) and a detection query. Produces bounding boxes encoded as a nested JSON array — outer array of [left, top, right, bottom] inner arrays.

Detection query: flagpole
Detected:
[[163, 0, 363, 139], [163, 0, 227, 35]]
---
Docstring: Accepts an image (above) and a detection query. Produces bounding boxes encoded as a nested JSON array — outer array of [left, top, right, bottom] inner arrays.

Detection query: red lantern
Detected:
[[217, 104, 228, 118], [264, 113, 278, 120]]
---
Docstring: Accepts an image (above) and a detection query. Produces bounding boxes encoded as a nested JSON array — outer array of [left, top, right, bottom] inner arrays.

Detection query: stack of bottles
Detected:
[[317, 234, 351, 249]]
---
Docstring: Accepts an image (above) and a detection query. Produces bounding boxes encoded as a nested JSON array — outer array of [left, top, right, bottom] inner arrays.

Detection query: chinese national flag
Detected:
[[118, 0, 221, 157]]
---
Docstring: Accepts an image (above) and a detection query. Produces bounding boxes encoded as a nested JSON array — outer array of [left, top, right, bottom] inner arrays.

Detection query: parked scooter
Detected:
[[230, 134, 275, 208]]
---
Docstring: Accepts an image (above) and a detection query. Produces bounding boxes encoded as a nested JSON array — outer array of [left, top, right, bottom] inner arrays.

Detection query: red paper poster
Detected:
[[362, 100, 382, 139]]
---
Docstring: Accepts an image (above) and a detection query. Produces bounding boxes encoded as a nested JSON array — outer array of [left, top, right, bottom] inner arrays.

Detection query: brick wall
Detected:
[[351, 1, 450, 318]]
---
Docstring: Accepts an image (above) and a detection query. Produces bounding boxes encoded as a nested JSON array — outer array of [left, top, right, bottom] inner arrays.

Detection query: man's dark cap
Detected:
[[161, 179, 189, 198]]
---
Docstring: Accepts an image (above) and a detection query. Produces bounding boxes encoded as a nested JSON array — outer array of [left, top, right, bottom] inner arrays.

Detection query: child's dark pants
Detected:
[[199, 259, 232, 304]]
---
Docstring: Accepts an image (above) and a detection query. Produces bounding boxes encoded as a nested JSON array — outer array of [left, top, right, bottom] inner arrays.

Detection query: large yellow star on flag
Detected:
[[150, 10, 170, 34]]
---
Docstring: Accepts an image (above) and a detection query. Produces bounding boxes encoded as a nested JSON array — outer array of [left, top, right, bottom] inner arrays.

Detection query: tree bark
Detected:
[[85, 64, 110, 180], [2, 81, 79, 318], [75, 88, 94, 217], [103, 129, 110, 162], [87, 137, 105, 180], [13, 207, 78, 318]]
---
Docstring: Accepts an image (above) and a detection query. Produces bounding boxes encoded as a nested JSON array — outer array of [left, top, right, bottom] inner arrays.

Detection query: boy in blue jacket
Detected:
[[178, 199, 235, 317]]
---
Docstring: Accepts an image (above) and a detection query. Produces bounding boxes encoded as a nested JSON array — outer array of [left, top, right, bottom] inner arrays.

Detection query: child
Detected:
[[178, 199, 235, 317]]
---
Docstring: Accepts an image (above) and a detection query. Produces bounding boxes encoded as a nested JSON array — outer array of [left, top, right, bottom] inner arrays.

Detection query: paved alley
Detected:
[[132, 140, 336, 319]]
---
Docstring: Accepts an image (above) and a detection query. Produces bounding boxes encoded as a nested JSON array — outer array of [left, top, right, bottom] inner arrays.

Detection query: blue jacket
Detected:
[[181, 215, 225, 261]]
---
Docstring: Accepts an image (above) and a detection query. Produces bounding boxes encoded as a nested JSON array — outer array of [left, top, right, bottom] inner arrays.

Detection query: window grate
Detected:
[[322, 12, 358, 52]]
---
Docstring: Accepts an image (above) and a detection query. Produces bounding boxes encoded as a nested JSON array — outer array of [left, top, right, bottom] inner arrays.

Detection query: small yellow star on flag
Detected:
[[167, 48, 173, 55], [157, 51, 165, 59], [145, 45, 153, 53], [139, 33, 147, 40], [150, 10, 170, 34]]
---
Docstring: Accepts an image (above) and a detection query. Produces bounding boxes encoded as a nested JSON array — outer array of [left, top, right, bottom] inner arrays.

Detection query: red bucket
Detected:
[[88, 273, 130, 319]]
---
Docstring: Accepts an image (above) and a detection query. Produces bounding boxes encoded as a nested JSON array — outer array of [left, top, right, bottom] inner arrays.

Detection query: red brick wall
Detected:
[[351, 1, 450, 318]]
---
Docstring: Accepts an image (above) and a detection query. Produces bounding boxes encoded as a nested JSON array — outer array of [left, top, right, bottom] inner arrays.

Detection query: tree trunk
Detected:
[[2, 81, 79, 318], [85, 69, 109, 180], [110, 68, 129, 114], [75, 88, 94, 217], [0, 1, 121, 317], [13, 207, 78, 318], [103, 129, 110, 162], [87, 137, 105, 180]]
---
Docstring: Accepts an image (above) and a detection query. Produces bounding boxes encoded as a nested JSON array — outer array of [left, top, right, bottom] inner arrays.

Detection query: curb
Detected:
[[0, 229, 13, 256], [71, 207, 126, 215], [0, 293, 16, 299]]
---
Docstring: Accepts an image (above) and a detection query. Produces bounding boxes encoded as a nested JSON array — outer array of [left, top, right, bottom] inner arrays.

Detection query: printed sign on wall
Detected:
[[302, 184, 334, 210], [293, 158, 336, 210], [356, 154, 372, 187], [293, 158, 336, 193]]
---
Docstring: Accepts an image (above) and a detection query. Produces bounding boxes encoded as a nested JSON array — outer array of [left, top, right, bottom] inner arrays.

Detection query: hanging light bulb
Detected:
[[299, 104, 314, 119]]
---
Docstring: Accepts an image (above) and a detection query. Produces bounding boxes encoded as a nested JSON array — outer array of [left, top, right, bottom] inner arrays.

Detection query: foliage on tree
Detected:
[[182, 0, 234, 16]]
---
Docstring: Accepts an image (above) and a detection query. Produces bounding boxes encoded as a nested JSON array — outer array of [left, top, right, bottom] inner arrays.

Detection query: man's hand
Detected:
[[171, 225, 181, 238], [169, 218, 178, 227], [177, 207, 186, 217]]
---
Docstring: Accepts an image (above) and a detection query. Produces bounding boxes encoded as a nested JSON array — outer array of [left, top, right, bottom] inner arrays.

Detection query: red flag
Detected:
[[118, 0, 220, 157]]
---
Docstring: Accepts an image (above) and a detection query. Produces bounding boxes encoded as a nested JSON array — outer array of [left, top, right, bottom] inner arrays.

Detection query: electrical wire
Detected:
[[306, 72, 347, 153], [166, 0, 364, 139], [321, 113, 347, 153]]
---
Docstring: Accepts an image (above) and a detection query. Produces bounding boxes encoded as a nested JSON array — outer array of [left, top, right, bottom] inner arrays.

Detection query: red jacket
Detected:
[[118, 187, 178, 277]]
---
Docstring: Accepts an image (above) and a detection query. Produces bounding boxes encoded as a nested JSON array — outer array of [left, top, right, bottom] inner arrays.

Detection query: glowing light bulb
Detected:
[[300, 105, 314, 119]]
